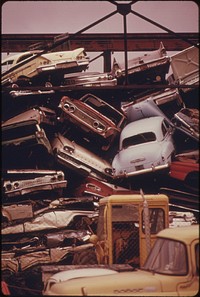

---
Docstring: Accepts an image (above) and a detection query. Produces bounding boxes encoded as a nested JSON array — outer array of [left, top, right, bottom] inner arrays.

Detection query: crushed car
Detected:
[[159, 187, 199, 216], [2, 105, 57, 154], [169, 150, 199, 192], [2, 196, 98, 230], [51, 132, 113, 180], [74, 176, 137, 200], [171, 107, 199, 142], [2, 227, 93, 252], [112, 42, 170, 85], [58, 93, 127, 151], [1, 86, 57, 122], [1, 241, 95, 274], [2, 197, 98, 274], [168, 45, 199, 109], [62, 71, 117, 87], [121, 89, 199, 146], [170, 45, 199, 94], [169, 211, 197, 228], [112, 116, 175, 178], [121, 87, 184, 123], [1, 48, 90, 86], [2, 201, 35, 225], [1, 208, 97, 235], [2, 169, 67, 199]]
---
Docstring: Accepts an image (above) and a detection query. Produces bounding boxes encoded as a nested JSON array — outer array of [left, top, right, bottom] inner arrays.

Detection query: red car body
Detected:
[[170, 160, 199, 182], [58, 93, 127, 150], [74, 176, 138, 199], [169, 152, 199, 191]]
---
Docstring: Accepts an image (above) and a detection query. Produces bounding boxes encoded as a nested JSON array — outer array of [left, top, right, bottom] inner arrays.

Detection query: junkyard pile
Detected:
[[1, 42, 199, 295]]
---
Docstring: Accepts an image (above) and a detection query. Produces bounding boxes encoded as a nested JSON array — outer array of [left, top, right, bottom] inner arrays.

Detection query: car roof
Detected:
[[2, 51, 41, 64], [100, 194, 169, 205], [157, 224, 199, 242], [2, 48, 86, 64], [120, 116, 164, 139]]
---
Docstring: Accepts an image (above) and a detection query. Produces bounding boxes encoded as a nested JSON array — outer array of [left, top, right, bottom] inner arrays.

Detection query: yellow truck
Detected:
[[43, 224, 199, 296], [42, 192, 169, 293], [72, 192, 169, 268]]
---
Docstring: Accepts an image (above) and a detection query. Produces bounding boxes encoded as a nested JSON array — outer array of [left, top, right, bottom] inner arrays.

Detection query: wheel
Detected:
[[45, 81, 53, 87], [16, 75, 31, 86], [185, 172, 199, 192], [72, 248, 98, 265]]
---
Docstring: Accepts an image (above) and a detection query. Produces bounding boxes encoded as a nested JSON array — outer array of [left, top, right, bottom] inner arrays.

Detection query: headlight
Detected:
[[13, 182, 19, 189], [93, 121, 105, 131], [115, 69, 122, 77], [108, 74, 114, 80], [64, 146, 74, 154], [63, 103, 76, 113], [57, 172, 64, 180], [36, 131, 45, 138], [105, 168, 113, 176], [5, 183, 12, 191]]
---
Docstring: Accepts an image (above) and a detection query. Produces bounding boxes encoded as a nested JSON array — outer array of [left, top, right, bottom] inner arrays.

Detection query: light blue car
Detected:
[[112, 116, 175, 178]]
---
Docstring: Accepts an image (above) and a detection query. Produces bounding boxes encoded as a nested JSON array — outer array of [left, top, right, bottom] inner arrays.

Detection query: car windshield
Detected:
[[142, 238, 188, 275], [122, 132, 156, 149], [1, 60, 14, 73], [82, 95, 123, 125], [1, 53, 35, 73]]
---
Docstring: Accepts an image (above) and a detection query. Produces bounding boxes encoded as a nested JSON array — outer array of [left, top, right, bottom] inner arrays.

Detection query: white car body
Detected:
[[1, 48, 89, 85], [112, 116, 175, 178], [112, 42, 170, 84], [121, 88, 184, 122], [2, 209, 96, 235], [170, 45, 199, 93], [51, 133, 113, 180]]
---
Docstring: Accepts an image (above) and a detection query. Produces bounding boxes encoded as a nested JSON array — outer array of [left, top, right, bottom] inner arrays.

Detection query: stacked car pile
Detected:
[[1, 42, 199, 295]]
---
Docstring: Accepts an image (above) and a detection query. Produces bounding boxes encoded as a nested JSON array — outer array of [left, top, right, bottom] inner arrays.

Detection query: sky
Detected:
[[1, 0, 199, 71]]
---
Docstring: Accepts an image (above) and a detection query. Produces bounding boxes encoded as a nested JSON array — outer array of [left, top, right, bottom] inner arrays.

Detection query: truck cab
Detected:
[[94, 193, 169, 267], [44, 225, 199, 296], [70, 193, 169, 268]]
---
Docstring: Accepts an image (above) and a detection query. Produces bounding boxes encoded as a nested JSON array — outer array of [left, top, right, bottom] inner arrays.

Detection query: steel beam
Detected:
[[2, 33, 199, 53]]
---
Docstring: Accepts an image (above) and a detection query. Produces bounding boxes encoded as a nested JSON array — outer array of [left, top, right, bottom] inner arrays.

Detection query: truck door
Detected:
[[177, 240, 199, 296], [139, 206, 166, 266], [111, 204, 140, 267]]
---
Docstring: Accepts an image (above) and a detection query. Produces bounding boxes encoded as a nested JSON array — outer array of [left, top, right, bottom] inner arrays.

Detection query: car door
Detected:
[[161, 119, 175, 162]]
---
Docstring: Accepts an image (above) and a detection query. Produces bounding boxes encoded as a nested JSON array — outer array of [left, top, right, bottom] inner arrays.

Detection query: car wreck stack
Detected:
[[1, 42, 199, 295]]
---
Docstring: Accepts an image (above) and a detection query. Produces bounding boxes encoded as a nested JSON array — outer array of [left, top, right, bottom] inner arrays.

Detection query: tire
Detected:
[[72, 248, 98, 265], [185, 172, 199, 192], [16, 75, 31, 86]]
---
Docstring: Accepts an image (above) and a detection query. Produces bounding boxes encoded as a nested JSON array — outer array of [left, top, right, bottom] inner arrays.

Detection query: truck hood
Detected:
[[47, 270, 162, 296]]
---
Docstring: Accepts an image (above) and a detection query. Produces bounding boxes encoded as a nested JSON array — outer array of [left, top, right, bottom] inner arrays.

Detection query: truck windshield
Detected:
[[142, 208, 165, 234], [143, 238, 188, 275]]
